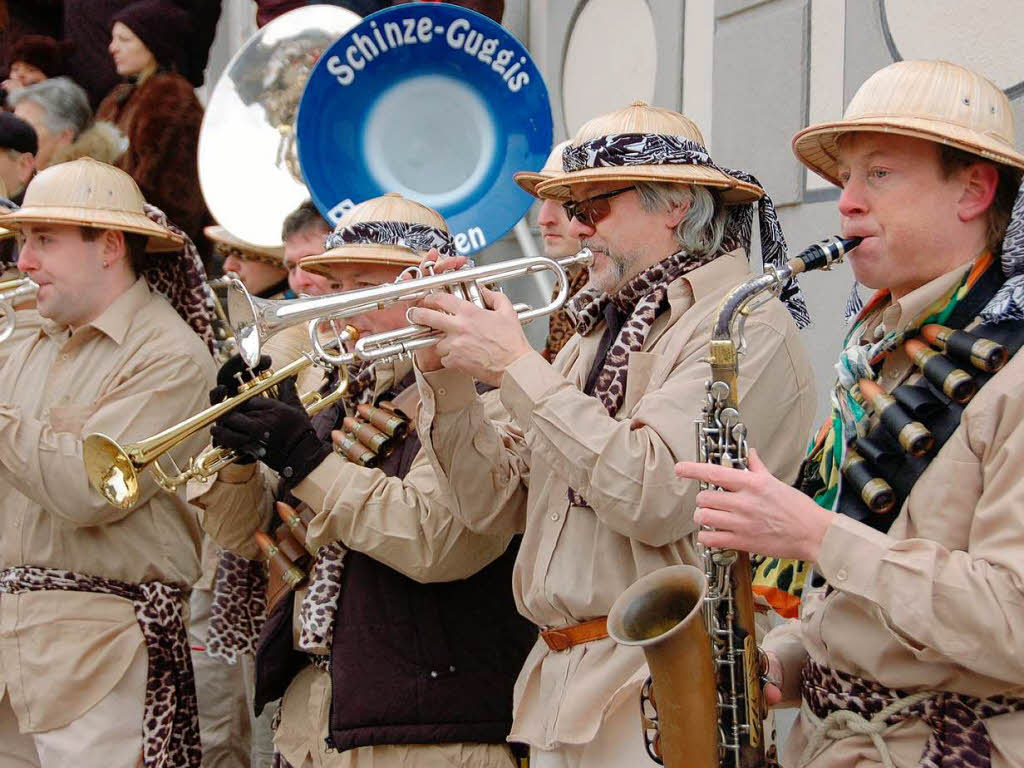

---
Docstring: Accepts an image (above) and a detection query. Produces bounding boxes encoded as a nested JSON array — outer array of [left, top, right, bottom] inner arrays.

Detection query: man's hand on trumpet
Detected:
[[407, 250, 534, 387], [210, 375, 331, 483]]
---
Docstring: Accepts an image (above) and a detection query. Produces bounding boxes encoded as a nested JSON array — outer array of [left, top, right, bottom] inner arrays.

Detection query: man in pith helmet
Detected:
[[513, 140, 586, 361], [677, 59, 1024, 767], [408, 102, 817, 766], [192, 193, 536, 768], [0, 157, 216, 767]]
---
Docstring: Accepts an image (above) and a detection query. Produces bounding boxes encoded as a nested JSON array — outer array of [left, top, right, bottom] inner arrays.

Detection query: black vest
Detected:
[[254, 385, 536, 754], [801, 260, 1024, 535]]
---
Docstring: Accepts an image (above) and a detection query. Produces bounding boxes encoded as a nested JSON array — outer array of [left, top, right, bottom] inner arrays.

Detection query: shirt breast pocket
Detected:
[[623, 351, 659, 415]]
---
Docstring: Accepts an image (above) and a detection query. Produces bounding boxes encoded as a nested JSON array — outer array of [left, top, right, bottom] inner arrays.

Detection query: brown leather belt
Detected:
[[541, 617, 608, 651]]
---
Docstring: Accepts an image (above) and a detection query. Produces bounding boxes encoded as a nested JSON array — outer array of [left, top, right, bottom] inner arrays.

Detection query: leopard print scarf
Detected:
[[297, 540, 348, 655], [567, 250, 715, 507], [0, 566, 201, 768], [801, 659, 1024, 767], [140, 204, 216, 354]]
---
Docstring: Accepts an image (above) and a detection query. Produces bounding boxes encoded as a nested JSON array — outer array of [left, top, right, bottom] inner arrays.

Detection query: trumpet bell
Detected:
[[225, 277, 263, 367], [83, 432, 141, 509]]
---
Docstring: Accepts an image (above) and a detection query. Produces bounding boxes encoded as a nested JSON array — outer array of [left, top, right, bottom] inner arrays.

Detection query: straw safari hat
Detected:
[[0, 158, 183, 251], [514, 140, 572, 197], [204, 224, 284, 267], [301, 193, 452, 277], [536, 102, 763, 203], [794, 59, 1024, 186]]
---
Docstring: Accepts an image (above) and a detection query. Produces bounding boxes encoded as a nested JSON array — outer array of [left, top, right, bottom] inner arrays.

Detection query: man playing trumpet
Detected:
[[193, 193, 535, 768], [406, 102, 817, 766], [676, 60, 1024, 766], [0, 158, 215, 767]]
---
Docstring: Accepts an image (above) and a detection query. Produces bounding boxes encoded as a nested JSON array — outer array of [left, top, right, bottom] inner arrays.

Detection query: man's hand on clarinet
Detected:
[[674, 448, 836, 564]]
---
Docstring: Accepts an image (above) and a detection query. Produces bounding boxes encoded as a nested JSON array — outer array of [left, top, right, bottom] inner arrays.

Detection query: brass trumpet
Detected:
[[227, 250, 594, 367], [83, 325, 358, 509], [0, 275, 38, 344]]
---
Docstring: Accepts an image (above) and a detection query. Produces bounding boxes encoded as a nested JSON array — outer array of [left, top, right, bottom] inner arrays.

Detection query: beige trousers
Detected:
[[0, 644, 146, 768], [189, 587, 276, 768], [529, 692, 647, 768], [289, 742, 518, 768]]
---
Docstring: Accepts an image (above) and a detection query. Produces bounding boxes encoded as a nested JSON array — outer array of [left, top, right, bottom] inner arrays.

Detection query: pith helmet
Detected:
[[514, 140, 572, 197], [536, 101, 763, 203], [0, 157, 183, 251], [300, 193, 452, 277], [204, 225, 285, 267], [793, 59, 1024, 185]]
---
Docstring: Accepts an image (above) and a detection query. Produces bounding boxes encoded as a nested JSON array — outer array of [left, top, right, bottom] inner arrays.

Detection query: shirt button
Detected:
[[835, 568, 848, 581], [437, 387, 447, 396], [550, 512, 559, 522], [61, 353, 70, 361]]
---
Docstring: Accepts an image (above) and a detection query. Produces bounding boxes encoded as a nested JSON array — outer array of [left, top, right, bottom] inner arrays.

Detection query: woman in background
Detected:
[[96, 0, 208, 249]]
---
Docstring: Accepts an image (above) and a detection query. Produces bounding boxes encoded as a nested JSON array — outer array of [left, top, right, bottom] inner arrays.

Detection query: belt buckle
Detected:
[[542, 628, 572, 652]]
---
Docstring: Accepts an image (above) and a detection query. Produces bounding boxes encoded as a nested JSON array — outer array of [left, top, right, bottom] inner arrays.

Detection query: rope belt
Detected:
[[800, 659, 1024, 768]]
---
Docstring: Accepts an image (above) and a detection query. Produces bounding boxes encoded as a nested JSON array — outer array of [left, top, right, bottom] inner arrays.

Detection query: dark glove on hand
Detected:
[[209, 354, 273, 405], [210, 376, 332, 482]]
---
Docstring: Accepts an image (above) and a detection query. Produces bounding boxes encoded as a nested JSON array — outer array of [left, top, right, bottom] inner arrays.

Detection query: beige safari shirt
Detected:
[[193, 359, 514, 767], [0, 278, 215, 732], [415, 250, 817, 748], [765, 259, 1024, 767]]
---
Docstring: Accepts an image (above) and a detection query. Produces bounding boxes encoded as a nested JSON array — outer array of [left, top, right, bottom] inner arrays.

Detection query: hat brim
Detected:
[[0, 205, 183, 251], [300, 244, 424, 277], [513, 171, 553, 197], [535, 164, 763, 204], [204, 225, 284, 264], [793, 115, 1024, 186]]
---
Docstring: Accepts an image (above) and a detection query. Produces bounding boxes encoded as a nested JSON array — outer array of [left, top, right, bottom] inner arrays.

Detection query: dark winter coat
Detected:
[[96, 71, 208, 246]]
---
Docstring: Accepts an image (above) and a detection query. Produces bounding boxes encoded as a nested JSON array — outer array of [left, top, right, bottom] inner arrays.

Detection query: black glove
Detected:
[[209, 354, 273, 405], [211, 377, 332, 482]]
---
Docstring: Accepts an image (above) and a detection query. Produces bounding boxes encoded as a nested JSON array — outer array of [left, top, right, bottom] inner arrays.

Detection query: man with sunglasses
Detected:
[[408, 102, 817, 767]]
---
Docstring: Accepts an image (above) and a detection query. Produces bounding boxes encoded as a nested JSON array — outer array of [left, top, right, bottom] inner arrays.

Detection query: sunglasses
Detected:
[[562, 186, 634, 226]]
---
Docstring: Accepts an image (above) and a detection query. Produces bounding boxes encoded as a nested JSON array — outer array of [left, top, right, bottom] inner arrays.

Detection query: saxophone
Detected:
[[607, 236, 861, 768]]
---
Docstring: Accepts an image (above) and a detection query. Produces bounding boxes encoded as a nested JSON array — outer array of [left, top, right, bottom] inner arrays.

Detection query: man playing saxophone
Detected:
[[0, 158, 216, 767], [406, 102, 817, 767], [676, 60, 1024, 766], [192, 194, 535, 768]]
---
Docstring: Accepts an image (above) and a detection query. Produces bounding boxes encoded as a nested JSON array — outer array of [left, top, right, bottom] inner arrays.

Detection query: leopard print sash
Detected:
[[297, 540, 348, 655], [206, 549, 267, 664], [801, 659, 1024, 767], [0, 566, 201, 768], [567, 250, 714, 507]]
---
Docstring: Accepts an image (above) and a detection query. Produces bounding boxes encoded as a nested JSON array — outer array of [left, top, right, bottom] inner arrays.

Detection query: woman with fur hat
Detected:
[[96, 0, 208, 251], [2, 34, 71, 93]]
